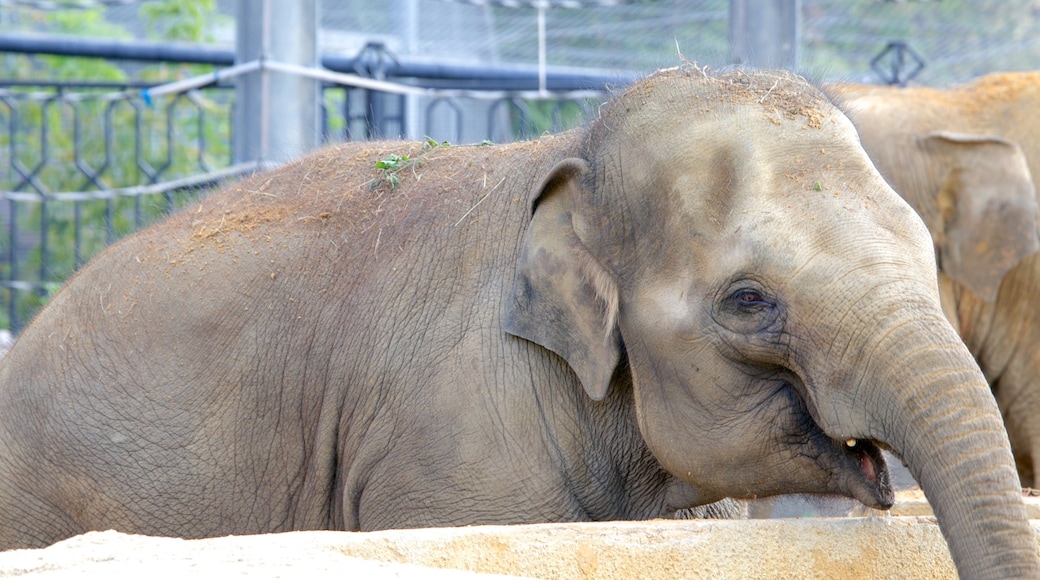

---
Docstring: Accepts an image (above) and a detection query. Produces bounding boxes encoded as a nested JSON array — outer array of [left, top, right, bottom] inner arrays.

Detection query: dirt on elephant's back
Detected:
[[160, 136, 572, 262], [877, 72, 1040, 116], [184, 141, 429, 238], [615, 66, 829, 130]]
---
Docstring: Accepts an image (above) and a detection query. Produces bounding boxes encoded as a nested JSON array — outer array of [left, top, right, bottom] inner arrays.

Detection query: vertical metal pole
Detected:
[[537, 4, 547, 95], [404, 0, 421, 139], [234, 0, 320, 164], [6, 198, 15, 330], [729, 0, 800, 70]]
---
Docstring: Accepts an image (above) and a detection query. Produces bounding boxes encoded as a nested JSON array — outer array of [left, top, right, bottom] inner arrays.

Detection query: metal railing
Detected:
[[0, 39, 619, 331]]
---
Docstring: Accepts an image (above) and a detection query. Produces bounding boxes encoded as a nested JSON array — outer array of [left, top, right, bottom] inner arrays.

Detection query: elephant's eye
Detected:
[[732, 288, 771, 310], [717, 284, 779, 330]]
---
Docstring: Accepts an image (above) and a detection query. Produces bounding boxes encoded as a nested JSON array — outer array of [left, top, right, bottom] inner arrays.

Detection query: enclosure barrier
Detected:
[[1, 516, 1039, 579], [0, 49, 615, 332]]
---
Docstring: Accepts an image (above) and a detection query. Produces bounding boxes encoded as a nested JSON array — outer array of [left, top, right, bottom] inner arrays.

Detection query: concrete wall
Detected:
[[1, 510, 1038, 579]]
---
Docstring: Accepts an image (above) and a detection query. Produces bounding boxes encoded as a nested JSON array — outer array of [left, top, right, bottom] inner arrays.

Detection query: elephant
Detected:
[[828, 72, 1040, 490], [0, 67, 1034, 579]]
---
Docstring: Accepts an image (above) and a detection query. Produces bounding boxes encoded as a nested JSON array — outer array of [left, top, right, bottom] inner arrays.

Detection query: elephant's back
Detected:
[[0, 135, 580, 440], [165, 137, 573, 259], [0, 136, 579, 546]]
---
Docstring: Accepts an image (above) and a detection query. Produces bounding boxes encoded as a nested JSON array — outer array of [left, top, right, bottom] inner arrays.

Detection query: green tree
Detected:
[[0, 0, 231, 330]]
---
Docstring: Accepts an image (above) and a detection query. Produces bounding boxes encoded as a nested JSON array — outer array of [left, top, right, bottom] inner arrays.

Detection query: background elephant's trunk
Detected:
[[822, 308, 1038, 578]]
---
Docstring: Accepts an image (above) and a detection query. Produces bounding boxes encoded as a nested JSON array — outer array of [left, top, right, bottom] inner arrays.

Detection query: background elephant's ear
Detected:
[[504, 158, 621, 401], [923, 131, 1040, 302]]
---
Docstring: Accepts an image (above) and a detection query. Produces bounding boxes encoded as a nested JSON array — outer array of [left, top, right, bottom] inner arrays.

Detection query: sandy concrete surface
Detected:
[[0, 516, 1038, 579], [0, 530, 535, 579]]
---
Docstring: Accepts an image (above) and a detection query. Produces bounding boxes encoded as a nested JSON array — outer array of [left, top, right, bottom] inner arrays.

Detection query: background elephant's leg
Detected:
[[1008, 414, 1037, 490], [1002, 383, 1039, 489]]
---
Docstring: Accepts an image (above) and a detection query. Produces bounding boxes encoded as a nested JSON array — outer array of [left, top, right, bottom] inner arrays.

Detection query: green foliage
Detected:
[[423, 136, 451, 149], [0, 0, 230, 330], [140, 0, 217, 43], [513, 98, 593, 138], [372, 140, 457, 191], [374, 154, 413, 189]]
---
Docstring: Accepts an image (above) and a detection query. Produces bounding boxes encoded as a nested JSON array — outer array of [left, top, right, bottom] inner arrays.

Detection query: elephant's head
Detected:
[[506, 68, 1038, 579]]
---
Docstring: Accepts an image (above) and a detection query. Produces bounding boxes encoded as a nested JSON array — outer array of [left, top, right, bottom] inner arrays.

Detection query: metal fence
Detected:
[[8, 0, 1040, 332], [0, 43, 613, 332]]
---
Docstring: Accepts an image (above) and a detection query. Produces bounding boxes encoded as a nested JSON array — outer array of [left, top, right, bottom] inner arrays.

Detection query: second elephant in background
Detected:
[[829, 73, 1040, 488]]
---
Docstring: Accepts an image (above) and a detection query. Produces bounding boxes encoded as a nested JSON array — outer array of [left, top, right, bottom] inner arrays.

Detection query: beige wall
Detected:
[[1, 511, 1038, 579]]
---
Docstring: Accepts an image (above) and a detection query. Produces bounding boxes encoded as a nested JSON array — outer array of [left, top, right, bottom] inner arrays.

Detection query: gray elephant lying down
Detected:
[[0, 68, 1034, 579]]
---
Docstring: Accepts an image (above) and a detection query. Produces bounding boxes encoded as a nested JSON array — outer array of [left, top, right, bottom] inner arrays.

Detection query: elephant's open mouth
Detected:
[[780, 377, 895, 509], [841, 438, 894, 510]]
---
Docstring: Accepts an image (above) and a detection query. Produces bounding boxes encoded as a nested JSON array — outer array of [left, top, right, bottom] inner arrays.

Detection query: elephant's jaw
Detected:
[[777, 379, 896, 509], [795, 380, 895, 509], [836, 438, 895, 509]]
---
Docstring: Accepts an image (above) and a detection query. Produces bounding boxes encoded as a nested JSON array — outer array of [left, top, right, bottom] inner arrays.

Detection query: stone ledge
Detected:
[[1, 517, 1039, 579], [0, 530, 531, 580]]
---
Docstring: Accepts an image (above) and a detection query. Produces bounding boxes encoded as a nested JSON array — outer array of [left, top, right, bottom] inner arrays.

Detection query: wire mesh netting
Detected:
[[337, 0, 1040, 87], [5, 0, 1039, 86]]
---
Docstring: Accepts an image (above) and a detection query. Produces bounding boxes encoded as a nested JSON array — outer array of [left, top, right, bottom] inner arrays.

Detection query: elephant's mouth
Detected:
[[779, 377, 895, 509], [780, 375, 895, 509], [838, 437, 894, 510]]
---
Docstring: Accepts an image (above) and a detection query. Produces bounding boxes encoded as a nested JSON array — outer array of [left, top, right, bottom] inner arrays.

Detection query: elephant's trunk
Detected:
[[890, 352, 1036, 579], [822, 306, 1038, 579]]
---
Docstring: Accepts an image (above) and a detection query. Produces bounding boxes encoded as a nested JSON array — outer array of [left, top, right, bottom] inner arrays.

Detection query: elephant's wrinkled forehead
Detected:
[[666, 112, 872, 217], [598, 70, 860, 193], [594, 67, 830, 135], [616, 92, 935, 282], [577, 68, 938, 286]]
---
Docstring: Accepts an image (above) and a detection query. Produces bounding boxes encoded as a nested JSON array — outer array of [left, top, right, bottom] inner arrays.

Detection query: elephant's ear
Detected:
[[504, 158, 621, 401], [923, 131, 1040, 302]]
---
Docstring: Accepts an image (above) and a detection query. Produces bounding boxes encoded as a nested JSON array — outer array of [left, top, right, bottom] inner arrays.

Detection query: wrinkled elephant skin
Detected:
[[0, 69, 1035, 579]]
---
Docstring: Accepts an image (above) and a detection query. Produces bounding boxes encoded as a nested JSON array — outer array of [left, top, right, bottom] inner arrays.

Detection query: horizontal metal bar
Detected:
[[265, 60, 606, 101], [0, 59, 609, 105], [0, 161, 268, 203], [0, 33, 636, 90], [0, 80, 153, 89], [0, 34, 235, 65], [0, 280, 49, 292]]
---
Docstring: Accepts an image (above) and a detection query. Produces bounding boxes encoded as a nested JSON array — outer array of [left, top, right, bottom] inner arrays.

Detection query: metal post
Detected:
[[729, 0, 801, 70], [233, 0, 319, 164]]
